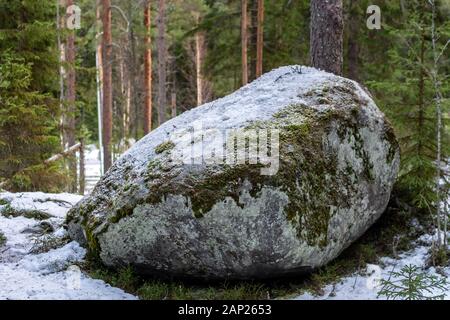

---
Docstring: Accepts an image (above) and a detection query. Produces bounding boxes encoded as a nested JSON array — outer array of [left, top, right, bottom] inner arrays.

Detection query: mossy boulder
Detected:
[[67, 66, 400, 280]]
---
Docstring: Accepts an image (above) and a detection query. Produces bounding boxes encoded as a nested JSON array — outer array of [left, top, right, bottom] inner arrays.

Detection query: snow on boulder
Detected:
[[67, 66, 400, 280]]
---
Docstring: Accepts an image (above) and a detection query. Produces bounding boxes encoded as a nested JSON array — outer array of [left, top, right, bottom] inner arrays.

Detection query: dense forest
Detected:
[[0, 0, 448, 204], [0, 0, 450, 301]]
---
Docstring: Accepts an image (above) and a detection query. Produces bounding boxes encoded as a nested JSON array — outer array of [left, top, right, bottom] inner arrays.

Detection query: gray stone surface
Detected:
[[67, 66, 400, 280]]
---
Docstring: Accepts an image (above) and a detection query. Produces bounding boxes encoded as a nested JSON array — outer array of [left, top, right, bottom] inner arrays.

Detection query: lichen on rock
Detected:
[[66, 66, 400, 280]]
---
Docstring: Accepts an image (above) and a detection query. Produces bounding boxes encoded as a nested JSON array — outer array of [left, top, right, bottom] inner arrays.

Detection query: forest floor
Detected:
[[0, 192, 135, 299], [0, 148, 449, 300], [1, 189, 449, 300]]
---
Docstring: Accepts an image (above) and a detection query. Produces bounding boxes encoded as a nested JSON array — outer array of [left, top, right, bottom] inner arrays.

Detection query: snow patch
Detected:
[[0, 192, 136, 300]]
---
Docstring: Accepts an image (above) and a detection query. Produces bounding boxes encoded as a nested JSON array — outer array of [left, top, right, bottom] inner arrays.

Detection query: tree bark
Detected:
[[171, 92, 177, 118], [255, 0, 264, 78], [102, 0, 113, 171], [347, 0, 359, 81], [310, 0, 344, 75], [95, 0, 104, 175], [194, 13, 203, 106], [249, 0, 257, 81], [144, 1, 153, 134], [56, 0, 65, 147], [429, 0, 445, 246], [65, 0, 77, 192], [157, 0, 167, 125], [418, 29, 425, 157], [79, 138, 85, 195], [241, 0, 248, 85], [125, 1, 138, 141]]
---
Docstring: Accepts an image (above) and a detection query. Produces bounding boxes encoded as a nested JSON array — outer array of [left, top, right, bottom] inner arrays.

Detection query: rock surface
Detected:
[[67, 66, 400, 280]]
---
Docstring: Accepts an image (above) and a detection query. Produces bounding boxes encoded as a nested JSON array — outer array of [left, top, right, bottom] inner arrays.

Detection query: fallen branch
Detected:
[[44, 143, 81, 164], [0, 143, 82, 190]]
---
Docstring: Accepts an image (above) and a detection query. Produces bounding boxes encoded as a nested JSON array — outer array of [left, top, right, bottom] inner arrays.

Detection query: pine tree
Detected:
[[157, 0, 167, 125], [144, 0, 153, 134], [101, 0, 113, 171], [310, 0, 344, 75], [255, 0, 264, 78], [241, 0, 248, 85]]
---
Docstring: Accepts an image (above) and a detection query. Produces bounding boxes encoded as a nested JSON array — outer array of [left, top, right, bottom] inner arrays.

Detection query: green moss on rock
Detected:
[[69, 81, 398, 263], [155, 141, 175, 154]]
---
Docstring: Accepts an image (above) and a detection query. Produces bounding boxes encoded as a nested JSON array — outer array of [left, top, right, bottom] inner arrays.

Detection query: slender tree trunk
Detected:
[[126, 1, 138, 141], [144, 1, 153, 134], [249, 0, 257, 81], [119, 46, 129, 140], [255, 0, 264, 78], [194, 14, 203, 106], [430, 0, 445, 247], [347, 0, 359, 81], [125, 71, 131, 140], [310, 0, 344, 75], [102, 0, 113, 171], [79, 138, 85, 195], [171, 92, 177, 118], [418, 30, 425, 157], [95, 0, 104, 175], [56, 0, 65, 147], [241, 0, 248, 85], [65, 0, 77, 192], [157, 0, 167, 125]]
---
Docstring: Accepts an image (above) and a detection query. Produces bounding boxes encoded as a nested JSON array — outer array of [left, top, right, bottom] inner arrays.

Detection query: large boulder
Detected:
[[67, 66, 400, 280]]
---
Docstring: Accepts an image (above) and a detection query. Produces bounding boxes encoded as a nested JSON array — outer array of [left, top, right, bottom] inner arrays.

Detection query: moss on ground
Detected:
[[0, 232, 6, 247], [0, 204, 52, 220]]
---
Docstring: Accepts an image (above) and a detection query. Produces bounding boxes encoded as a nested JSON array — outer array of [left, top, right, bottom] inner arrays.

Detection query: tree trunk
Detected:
[[418, 29, 425, 157], [126, 1, 138, 141], [65, 0, 77, 192], [347, 0, 359, 81], [429, 0, 445, 247], [79, 138, 85, 195], [249, 0, 257, 81], [157, 0, 167, 125], [95, 0, 104, 175], [310, 0, 343, 75], [195, 14, 203, 106], [171, 92, 177, 118], [241, 0, 248, 85], [255, 0, 264, 78], [56, 0, 65, 147], [102, 0, 113, 171], [144, 1, 153, 134]]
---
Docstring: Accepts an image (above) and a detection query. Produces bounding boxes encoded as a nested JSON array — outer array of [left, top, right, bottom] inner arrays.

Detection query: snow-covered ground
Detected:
[[295, 232, 450, 300], [0, 156, 448, 299], [0, 192, 136, 300], [84, 145, 102, 194], [296, 163, 449, 300]]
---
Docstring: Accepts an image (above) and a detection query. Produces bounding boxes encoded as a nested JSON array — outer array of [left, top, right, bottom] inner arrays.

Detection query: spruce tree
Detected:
[[367, 1, 450, 210], [0, 0, 65, 192]]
